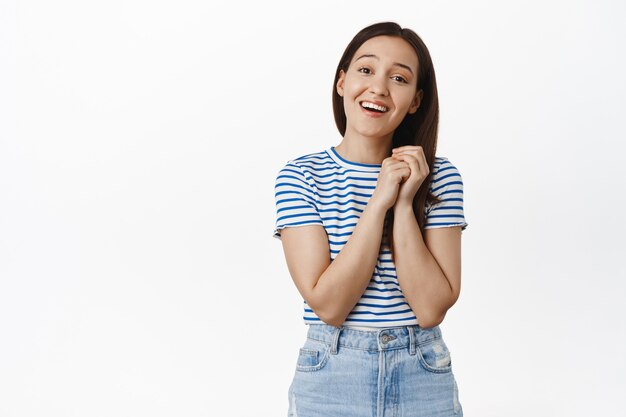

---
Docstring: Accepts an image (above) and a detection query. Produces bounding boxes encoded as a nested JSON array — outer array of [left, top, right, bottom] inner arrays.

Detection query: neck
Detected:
[[335, 127, 393, 165]]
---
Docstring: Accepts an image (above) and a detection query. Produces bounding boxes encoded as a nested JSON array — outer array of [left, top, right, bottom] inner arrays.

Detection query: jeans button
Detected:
[[381, 334, 389, 344]]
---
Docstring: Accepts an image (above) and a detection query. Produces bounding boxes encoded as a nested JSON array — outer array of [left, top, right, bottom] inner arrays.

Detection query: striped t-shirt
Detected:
[[273, 146, 468, 327]]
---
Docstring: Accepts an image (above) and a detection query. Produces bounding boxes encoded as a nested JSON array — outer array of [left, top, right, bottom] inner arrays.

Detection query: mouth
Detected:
[[359, 100, 389, 113], [359, 100, 389, 116]]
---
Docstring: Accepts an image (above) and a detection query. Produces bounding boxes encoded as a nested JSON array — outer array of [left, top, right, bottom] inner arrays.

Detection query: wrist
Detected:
[[367, 197, 390, 216], [393, 199, 414, 213]]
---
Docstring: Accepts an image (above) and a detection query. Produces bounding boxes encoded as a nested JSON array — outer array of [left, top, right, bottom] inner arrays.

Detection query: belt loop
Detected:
[[408, 325, 416, 355], [330, 325, 342, 355]]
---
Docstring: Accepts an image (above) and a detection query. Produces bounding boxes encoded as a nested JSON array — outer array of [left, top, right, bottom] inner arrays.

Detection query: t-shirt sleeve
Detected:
[[424, 157, 468, 231], [272, 161, 324, 240]]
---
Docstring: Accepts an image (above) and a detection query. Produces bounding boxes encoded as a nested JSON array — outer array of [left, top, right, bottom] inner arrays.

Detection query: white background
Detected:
[[1, 1, 625, 416]]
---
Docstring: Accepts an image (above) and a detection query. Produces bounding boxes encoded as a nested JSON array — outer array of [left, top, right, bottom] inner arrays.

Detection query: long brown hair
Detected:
[[331, 21, 444, 256]]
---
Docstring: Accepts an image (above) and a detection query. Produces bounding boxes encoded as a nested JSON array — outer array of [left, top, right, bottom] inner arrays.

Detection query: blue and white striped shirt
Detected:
[[273, 146, 468, 327]]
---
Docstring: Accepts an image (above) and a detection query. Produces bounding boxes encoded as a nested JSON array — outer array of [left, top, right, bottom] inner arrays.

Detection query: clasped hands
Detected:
[[390, 145, 430, 207]]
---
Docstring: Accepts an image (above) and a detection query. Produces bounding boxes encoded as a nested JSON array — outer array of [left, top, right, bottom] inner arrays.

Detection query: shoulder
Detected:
[[432, 156, 463, 178], [430, 156, 464, 194], [275, 148, 330, 191], [277, 148, 330, 175], [292, 148, 331, 170]]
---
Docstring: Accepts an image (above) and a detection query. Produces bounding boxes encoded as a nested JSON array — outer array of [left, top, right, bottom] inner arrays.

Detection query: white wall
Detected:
[[1, 0, 625, 416]]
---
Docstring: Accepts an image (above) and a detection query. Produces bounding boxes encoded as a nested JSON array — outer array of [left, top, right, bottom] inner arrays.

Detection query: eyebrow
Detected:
[[354, 54, 415, 76]]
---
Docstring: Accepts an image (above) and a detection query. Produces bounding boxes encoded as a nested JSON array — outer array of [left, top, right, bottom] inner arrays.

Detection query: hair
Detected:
[[331, 21, 444, 256]]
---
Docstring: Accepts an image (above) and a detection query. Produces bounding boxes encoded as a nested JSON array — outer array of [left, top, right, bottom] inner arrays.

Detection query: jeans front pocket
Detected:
[[416, 334, 453, 374], [295, 338, 331, 372]]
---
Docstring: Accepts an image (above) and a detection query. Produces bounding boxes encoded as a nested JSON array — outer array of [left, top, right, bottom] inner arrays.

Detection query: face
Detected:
[[336, 35, 423, 139]]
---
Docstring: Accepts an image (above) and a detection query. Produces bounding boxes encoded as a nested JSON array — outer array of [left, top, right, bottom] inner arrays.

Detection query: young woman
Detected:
[[273, 21, 467, 417]]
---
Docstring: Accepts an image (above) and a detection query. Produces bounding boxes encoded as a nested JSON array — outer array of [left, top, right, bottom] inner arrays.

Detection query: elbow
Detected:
[[417, 310, 445, 329], [317, 309, 345, 328], [418, 317, 442, 329], [323, 316, 345, 328], [312, 303, 345, 328], [306, 301, 342, 328], [308, 286, 345, 328]]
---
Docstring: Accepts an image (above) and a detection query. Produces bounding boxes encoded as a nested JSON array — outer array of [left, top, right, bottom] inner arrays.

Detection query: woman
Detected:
[[273, 21, 467, 417]]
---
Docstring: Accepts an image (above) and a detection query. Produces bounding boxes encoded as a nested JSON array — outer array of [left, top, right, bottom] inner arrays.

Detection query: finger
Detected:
[[392, 152, 418, 158], [392, 153, 420, 172], [392, 150, 420, 160], [408, 150, 428, 175], [392, 145, 420, 151], [387, 159, 410, 170], [392, 146, 422, 153], [391, 153, 416, 163], [419, 152, 430, 176], [390, 155, 420, 175], [393, 165, 411, 183], [394, 151, 429, 176]]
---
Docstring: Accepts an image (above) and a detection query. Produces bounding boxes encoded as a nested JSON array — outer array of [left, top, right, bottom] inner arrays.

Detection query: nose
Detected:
[[369, 74, 389, 96]]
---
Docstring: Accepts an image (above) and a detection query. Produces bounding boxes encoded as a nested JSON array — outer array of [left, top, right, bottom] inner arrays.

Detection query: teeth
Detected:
[[361, 101, 388, 112]]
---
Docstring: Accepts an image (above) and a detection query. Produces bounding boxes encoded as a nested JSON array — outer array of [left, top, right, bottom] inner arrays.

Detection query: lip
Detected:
[[360, 99, 390, 108], [359, 100, 390, 118]]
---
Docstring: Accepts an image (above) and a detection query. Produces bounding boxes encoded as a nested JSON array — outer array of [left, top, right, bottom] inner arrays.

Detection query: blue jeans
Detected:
[[288, 323, 463, 417]]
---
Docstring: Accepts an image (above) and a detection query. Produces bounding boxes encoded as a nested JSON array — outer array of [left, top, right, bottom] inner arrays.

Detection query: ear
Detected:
[[408, 89, 424, 114], [336, 69, 346, 97]]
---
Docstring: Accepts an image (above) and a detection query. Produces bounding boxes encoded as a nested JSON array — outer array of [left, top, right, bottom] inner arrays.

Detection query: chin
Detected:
[[355, 127, 394, 138]]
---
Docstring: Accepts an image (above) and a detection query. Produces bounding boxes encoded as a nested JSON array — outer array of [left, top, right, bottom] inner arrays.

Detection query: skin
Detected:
[[280, 35, 462, 328], [335, 35, 423, 163]]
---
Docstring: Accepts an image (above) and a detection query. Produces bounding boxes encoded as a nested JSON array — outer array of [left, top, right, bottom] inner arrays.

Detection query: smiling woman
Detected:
[[335, 35, 423, 143], [273, 21, 467, 417]]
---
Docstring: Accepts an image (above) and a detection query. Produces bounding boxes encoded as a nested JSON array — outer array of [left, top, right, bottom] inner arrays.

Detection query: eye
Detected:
[[392, 75, 408, 84], [357, 67, 408, 84]]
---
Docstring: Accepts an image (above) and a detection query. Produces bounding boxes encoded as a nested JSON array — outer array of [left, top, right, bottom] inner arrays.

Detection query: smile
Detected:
[[359, 101, 389, 113]]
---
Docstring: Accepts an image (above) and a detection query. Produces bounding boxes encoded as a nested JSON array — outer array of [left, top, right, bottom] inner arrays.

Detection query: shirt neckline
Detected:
[[326, 146, 382, 172]]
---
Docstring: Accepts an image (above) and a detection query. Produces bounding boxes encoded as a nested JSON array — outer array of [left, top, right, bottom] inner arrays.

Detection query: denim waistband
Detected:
[[305, 323, 442, 355]]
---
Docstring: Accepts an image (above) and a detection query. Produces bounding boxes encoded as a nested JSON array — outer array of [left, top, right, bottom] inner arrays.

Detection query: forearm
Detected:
[[312, 199, 388, 327], [392, 203, 453, 327]]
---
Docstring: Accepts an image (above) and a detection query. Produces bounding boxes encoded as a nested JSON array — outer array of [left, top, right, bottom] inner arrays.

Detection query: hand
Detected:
[[390, 146, 430, 207], [369, 155, 412, 211]]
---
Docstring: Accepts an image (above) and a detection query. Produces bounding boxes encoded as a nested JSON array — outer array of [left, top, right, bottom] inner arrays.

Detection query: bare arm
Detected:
[[280, 198, 388, 327], [387, 148, 466, 328], [391, 202, 462, 328]]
